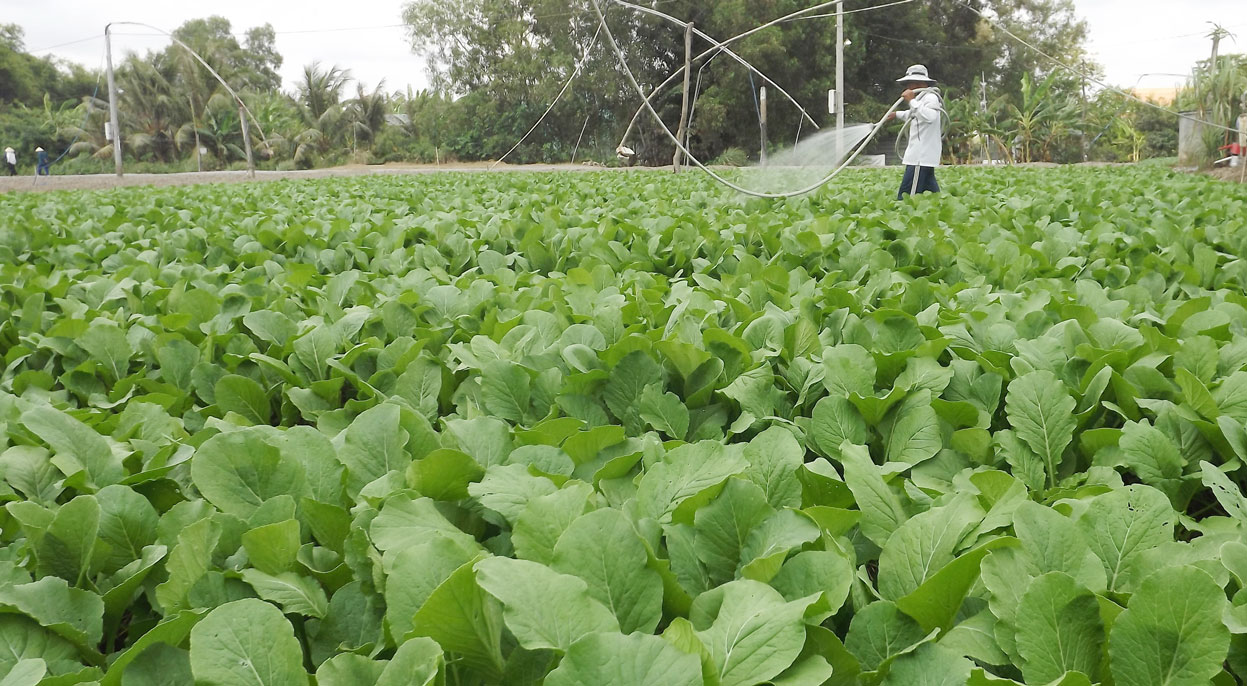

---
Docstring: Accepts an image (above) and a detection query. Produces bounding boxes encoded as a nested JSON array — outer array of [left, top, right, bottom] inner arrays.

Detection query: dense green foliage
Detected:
[[2, 167, 1247, 685], [2, 1, 1211, 171]]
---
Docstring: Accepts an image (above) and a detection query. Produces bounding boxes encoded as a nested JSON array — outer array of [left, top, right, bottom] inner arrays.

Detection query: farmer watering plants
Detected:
[[885, 64, 945, 200]]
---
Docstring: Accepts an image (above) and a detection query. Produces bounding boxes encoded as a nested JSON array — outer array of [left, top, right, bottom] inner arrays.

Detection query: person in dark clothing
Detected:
[[36, 147, 50, 175]]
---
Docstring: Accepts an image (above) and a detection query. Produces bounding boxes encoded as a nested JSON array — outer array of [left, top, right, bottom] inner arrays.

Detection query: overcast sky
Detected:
[[5, 0, 1247, 94]]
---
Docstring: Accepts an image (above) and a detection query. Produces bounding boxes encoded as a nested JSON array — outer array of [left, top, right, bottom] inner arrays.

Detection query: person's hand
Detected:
[[901, 89, 916, 101], [885, 112, 897, 122]]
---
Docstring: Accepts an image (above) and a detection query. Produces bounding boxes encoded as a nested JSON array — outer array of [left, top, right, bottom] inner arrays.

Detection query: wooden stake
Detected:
[[239, 104, 255, 179], [673, 22, 694, 172]]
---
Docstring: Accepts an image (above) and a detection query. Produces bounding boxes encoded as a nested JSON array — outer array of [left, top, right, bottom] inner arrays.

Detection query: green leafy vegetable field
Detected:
[[2, 166, 1247, 686]]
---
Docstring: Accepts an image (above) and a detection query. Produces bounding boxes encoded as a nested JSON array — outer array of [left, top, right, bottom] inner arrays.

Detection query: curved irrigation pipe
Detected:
[[590, 0, 904, 198], [614, 0, 921, 150], [489, 22, 603, 170], [612, 0, 840, 149], [107, 22, 273, 152]]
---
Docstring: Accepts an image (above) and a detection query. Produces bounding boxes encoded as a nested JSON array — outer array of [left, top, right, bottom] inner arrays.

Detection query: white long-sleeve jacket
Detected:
[[894, 89, 944, 167]]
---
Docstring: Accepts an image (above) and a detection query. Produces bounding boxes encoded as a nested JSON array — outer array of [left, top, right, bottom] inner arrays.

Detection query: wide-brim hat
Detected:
[[35, 147, 44, 152], [3, 147, 12, 153], [897, 64, 936, 83]]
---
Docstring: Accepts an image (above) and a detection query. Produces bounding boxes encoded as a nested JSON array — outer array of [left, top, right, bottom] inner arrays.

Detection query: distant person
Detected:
[[36, 147, 50, 176], [885, 65, 945, 200], [4, 147, 15, 176]]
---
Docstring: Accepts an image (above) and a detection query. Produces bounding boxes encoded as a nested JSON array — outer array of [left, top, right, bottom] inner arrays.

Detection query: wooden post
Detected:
[[105, 24, 123, 177], [760, 86, 768, 164], [673, 22, 694, 172], [238, 104, 255, 179]]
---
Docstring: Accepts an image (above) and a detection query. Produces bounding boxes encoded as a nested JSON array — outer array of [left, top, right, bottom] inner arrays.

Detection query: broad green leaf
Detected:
[[1006, 371, 1076, 488], [0, 659, 46, 686], [840, 443, 909, 547], [338, 403, 411, 491], [189, 599, 306, 686], [823, 344, 876, 398], [239, 569, 329, 618], [1200, 461, 1247, 525], [467, 464, 558, 525], [770, 550, 853, 615], [690, 580, 815, 686], [1075, 485, 1174, 592], [385, 534, 481, 640], [880, 643, 973, 686], [810, 396, 868, 458], [738, 509, 821, 581], [393, 357, 443, 422], [408, 561, 504, 678], [79, 323, 132, 382], [1012, 501, 1106, 592], [95, 485, 159, 573], [480, 360, 532, 424], [155, 517, 220, 613], [444, 417, 513, 469], [214, 375, 271, 425], [636, 442, 747, 524], [544, 632, 702, 686], [0, 615, 78, 677], [639, 384, 689, 439], [241, 519, 301, 575], [883, 390, 943, 468], [190, 429, 305, 519], [742, 426, 805, 509], [307, 582, 382, 667], [552, 508, 664, 634], [0, 577, 104, 659], [878, 497, 983, 600], [406, 449, 484, 502], [1109, 565, 1229, 686], [118, 643, 191, 686], [314, 653, 385, 686], [512, 483, 593, 565], [1215, 372, 1247, 422], [941, 609, 1009, 667], [845, 600, 927, 671], [693, 478, 774, 584], [100, 611, 203, 686], [994, 429, 1045, 494], [36, 495, 101, 586], [1119, 420, 1186, 501], [243, 310, 297, 347], [376, 636, 443, 686], [770, 655, 834, 686], [896, 537, 1017, 633], [475, 557, 619, 652], [370, 494, 477, 553], [22, 405, 123, 488], [1015, 572, 1103, 684], [896, 357, 954, 395]]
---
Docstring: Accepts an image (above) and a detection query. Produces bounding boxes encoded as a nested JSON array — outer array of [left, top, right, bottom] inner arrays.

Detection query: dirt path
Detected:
[[0, 161, 634, 195]]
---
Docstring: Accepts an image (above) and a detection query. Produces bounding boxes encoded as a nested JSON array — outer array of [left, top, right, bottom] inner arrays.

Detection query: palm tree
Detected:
[[116, 56, 185, 162], [346, 81, 388, 149], [298, 62, 351, 122]]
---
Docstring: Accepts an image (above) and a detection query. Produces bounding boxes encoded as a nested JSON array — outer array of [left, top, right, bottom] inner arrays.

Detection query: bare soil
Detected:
[[1206, 166, 1247, 184], [0, 161, 627, 195]]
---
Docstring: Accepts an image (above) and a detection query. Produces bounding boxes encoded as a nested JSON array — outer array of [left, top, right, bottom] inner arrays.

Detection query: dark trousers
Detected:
[[37, 161, 50, 175], [898, 165, 939, 199], [5, 162, 14, 176]]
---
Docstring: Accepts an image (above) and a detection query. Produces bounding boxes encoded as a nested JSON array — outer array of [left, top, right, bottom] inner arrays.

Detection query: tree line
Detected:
[[0, 2, 1243, 174]]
